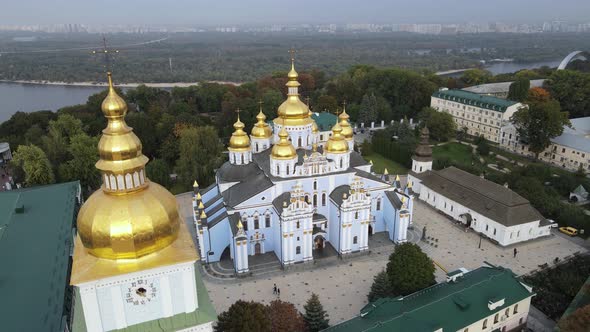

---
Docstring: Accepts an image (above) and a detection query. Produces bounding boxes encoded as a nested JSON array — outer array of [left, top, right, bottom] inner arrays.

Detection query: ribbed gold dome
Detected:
[[325, 123, 349, 154], [271, 124, 297, 159], [251, 108, 272, 139], [274, 55, 313, 126], [228, 113, 251, 151], [77, 72, 180, 260], [339, 106, 353, 140]]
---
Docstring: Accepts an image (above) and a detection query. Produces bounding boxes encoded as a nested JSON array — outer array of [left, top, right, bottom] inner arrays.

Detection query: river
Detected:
[[0, 58, 564, 123]]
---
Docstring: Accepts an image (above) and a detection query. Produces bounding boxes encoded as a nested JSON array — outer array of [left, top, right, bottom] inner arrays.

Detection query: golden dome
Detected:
[[77, 72, 180, 260], [228, 113, 251, 151], [339, 106, 353, 140], [325, 123, 349, 154], [275, 54, 312, 126], [251, 107, 273, 139], [271, 124, 297, 159]]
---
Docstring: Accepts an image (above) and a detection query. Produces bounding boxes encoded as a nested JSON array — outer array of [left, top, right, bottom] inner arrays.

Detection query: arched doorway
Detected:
[[254, 243, 261, 255], [314, 236, 325, 250], [368, 225, 373, 237], [298, 137, 302, 147]]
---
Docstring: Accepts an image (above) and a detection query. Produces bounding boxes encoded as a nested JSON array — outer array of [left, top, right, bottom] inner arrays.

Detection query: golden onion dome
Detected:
[[77, 72, 180, 260], [274, 54, 312, 126], [228, 113, 251, 150], [251, 108, 273, 139], [325, 123, 349, 154], [271, 125, 297, 159], [339, 106, 354, 140]]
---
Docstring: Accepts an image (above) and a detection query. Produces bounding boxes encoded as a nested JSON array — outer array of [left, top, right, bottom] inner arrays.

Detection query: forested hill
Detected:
[[2, 32, 590, 83]]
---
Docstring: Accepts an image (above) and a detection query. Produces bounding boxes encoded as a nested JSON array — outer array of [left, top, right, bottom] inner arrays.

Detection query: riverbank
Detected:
[[0, 79, 242, 88]]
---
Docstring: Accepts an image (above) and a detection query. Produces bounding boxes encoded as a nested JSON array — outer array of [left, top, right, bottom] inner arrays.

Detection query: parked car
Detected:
[[559, 226, 578, 236], [547, 219, 558, 228]]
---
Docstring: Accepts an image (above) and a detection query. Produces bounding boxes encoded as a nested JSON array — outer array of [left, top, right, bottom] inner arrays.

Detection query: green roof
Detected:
[[71, 263, 217, 332], [0, 182, 80, 332], [312, 112, 339, 131], [432, 89, 518, 112], [324, 265, 534, 332]]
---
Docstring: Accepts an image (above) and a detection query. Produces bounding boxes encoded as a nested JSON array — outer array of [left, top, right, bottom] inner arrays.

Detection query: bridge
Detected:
[[557, 51, 589, 70]]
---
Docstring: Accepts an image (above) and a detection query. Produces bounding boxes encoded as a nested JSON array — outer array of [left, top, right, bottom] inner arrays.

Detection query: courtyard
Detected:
[[176, 192, 587, 324]]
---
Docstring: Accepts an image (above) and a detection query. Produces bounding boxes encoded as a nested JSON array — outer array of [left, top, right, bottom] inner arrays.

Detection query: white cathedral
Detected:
[[193, 57, 414, 274]]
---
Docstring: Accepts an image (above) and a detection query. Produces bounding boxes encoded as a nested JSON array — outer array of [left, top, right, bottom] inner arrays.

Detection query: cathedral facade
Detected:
[[193, 57, 414, 274]]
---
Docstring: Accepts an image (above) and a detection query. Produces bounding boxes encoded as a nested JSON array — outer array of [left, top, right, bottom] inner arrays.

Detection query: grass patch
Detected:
[[433, 142, 479, 169], [363, 152, 408, 175]]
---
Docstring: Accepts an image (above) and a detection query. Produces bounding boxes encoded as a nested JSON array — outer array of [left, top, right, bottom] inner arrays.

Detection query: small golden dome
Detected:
[[288, 59, 298, 80], [339, 106, 353, 140], [251, 108, 273, 139], [271, 125, 297, 159], [229, 113, 251, 151], [77, 72, 181, 260], [325, 123, 349, 154]]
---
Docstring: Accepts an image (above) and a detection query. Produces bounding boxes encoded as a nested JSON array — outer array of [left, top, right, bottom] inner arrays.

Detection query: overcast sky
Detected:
[[3, 0, 590, 26]]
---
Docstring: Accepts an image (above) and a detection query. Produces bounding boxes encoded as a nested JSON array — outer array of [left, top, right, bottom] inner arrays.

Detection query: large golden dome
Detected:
[[325, 123, 349, 154], [339, 106, 353, 140], [274, 55, 313, 126], [271, 124, 297, 159], [228, 113, 251, 151], [251, 108, 272, 139], [77, 72, 180, 260]]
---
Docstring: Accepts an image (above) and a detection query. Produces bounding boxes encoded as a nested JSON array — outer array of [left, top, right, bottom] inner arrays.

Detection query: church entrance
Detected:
[[368, 225, 373, 237], [314, 236, 325, 250], [254, 243, 261, 255]]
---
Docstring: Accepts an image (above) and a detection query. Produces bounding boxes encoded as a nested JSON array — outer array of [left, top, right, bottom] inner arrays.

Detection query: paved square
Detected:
[[176, 194, 587, 324]]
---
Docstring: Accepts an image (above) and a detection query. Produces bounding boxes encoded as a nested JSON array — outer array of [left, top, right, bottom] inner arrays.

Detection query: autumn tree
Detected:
[[266, 300, 306, 332], [11, 144, 55, 186], [386, 243, 435, 296], [303, 293, 330, 332], [558, 304, 590, 332], [511, 89, 571, 158], [215, 300, 271, 332]]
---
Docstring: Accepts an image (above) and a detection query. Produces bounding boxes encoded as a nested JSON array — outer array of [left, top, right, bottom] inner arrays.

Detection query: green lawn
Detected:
[[432, 142, 479, 169], [363, 152, 408, 175]]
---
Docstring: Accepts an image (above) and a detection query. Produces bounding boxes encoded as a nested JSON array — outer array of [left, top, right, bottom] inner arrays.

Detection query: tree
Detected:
[[215, 300, 271, 332], [11, 144, 55, 186], [418, 107, 456, 142], [146, 158, 172, 188], [315, 95, 338, 114], [175, 126, 223, 189], [476, 137, 490, 156], [42, 114, 85, 166], [358, 93, 379, 125], [58, 134, 100, 191], [507, 77, 530, 102], [386, 243, 435, 296], [545, 70, 590, 118], [303, 293, 330, 332], [368, 270, 392, 302], [510, 96, 571, 158], [461, 69, 492, 86], [558, 304, 590, 332], [266, 300, 306, 332]]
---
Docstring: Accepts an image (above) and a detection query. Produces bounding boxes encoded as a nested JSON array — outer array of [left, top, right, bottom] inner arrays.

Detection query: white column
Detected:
[[242, 242, 249, 272], [80, 287, 103, 332], [183, 267, 198, 313], [282, 233, 288, 265], [110, 286, 126, 329], [160, 275, 174, 317]]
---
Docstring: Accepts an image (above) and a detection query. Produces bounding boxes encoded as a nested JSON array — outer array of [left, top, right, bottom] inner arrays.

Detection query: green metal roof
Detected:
[[71, 264, 217, 332], [312, 112, 339, 131], [432, 89, 518, 112], [0, 182, 80, 332], [324, 265, 534, 332]]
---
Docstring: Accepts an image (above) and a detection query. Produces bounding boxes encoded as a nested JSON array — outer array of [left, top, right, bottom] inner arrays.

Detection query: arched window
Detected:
[[296, 246, 301, 254], [296, 221, 300, 229], [298, 137, 302, 147], [376, 198, 381, 211], [313, 194, 317, 207], [340, 158, 343, 168], [243, 219, 248, 231], [256, 143, 259, 152], [505, 308, 510, 317], [355, 211, 359, 219], [276, 165, 280, 174], [513, 304, 518, 314], [482, 319, 487, 329], [286, 165, 290, 174], [494, 313, 499, 324], [305, 195, 309, 204], [254, 216, 259, 229], [313, 180, 317, 190], [322, 193, 326, 206], [265, 214, 271, 228], [353, 236, 358, 244]]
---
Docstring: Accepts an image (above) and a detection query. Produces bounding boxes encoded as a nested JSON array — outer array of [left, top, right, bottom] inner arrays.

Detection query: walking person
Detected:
[[277, 288, 280, 297], [513, 248, 518, 258], [273, 283, 277, 295]]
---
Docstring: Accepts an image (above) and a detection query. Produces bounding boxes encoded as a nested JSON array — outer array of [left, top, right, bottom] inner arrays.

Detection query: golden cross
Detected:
[[92, 35, 119, 72], [342, 100, 347, 109], [288, 47, 296, 62], [235, 108, 241, 120], [258, 99, 263, 110]]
